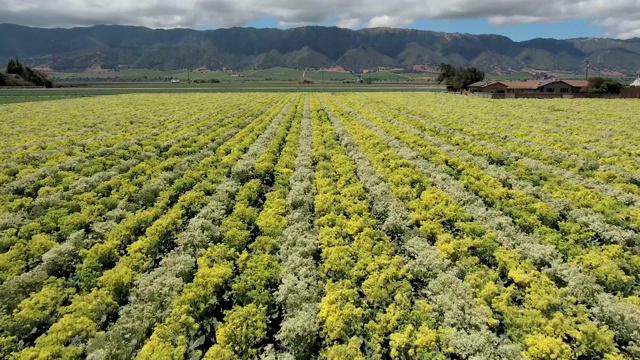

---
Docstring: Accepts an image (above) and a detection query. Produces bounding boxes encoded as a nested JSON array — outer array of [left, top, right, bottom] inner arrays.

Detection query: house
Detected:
[[468, 80, 548, 93], [468, 80, 505, 92], [468, 79, 589, 95], [631, 78, 640, 87], [538, 80, 589, 94]]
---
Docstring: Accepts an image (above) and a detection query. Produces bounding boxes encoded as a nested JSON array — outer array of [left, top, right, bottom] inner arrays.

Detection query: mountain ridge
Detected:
[[1, 23, 639, 74]]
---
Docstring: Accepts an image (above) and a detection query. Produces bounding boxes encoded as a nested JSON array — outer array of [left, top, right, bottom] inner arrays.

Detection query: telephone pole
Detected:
[[585, 60, 590, 81]]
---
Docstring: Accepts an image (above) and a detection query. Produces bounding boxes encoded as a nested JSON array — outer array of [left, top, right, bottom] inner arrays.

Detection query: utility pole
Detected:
[[187, 69, 190, 84], [585, 60, 590, 81]]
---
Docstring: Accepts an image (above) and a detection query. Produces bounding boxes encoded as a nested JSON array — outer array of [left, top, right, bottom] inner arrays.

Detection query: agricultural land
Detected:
[[0, 92, 639, 359]]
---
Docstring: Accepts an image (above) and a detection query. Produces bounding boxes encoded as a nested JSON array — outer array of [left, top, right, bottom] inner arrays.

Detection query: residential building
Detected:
[[538, 80, 590, 94], [468, 79, 589, 94]]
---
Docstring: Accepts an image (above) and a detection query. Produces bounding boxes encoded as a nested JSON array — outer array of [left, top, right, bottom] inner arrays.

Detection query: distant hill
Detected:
[[1, 23, 639, 74]]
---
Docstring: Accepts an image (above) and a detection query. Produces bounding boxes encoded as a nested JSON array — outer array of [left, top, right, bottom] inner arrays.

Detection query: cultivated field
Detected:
[[1, 93, 639, 359]]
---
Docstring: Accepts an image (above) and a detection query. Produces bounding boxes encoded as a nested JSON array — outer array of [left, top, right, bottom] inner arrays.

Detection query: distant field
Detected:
[[1, 92, 639, 359], [486, 71, 633, 82], [50, 67, 447, 84], [53, 67, 622, 84], [486, 72, 535, 80], [7, 66, 633, 105], [0, 82, 444, 104], [0, 94, 87, 105], [51, 69, 187, 81], [50, 67, 430, 83]]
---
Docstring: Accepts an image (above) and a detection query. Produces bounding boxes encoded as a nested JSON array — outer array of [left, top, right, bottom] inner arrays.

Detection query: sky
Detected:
[[1, 0, 639, 40]]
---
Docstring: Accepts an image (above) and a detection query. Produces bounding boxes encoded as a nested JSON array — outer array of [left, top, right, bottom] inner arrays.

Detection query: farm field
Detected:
[[0, 92, 639, 359], [49, 68, 426, 83], [0, 84, 443, 105]]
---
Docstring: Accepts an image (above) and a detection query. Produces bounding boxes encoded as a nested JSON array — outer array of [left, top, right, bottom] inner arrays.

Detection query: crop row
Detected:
[[0, 94, 295, 358], [318, 93, 637, 359]]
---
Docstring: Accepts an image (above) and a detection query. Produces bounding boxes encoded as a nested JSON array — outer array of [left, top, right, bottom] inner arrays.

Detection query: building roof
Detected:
[[556, 80, 590, 88], [538, 79, 558, 87], [469, 78, 590, 90], [501, 80, 542, 90], [468, 80, 540, 89], [468, 81, 497, 88], [631, 78, 640, 87]]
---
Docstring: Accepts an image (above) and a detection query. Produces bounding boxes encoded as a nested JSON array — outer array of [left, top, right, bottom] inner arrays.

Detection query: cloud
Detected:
[[337, 17, 363, 29], [593, 17, 640, 38], [366, 15, 414, 28], [1, 0, 639, 38]]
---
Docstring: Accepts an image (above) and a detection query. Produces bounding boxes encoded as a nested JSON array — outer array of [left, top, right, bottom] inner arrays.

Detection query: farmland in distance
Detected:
[[1, 92, 639, 359]]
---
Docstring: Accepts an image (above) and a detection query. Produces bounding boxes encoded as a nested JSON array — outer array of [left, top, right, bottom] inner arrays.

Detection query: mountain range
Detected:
[[1, 23, 639, 74]]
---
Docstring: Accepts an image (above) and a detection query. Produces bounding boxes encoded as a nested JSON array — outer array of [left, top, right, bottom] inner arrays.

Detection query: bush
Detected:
[[25, 68, 53, 88]]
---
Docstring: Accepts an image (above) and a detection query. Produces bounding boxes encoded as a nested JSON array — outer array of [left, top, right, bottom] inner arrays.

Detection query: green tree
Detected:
[[436, 63, 485, 91], [0, 72, 5, 86], [586, 77, 624, 94], [435, 63, 456, 86], [6, 59, 25, 76]]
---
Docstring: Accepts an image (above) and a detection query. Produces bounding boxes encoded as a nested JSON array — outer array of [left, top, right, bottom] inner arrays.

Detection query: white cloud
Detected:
[[488, 16, 550, 25], [0, 0, 639, 38], [594, 17, 640, 38], [366, 15, 414, 28], [337, 17, 363, 29]]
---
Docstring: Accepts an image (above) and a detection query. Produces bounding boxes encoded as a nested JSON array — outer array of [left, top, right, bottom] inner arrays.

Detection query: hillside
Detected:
[[1, 23, 639, 74]]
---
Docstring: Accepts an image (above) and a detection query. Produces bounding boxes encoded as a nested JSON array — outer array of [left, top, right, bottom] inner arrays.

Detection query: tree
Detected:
[[436, 63, 485, 91], [435, 63, 456, 88], [0, 72, 5, 86], [585, 77, 623, 94], [6, 59, 25, 76]]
